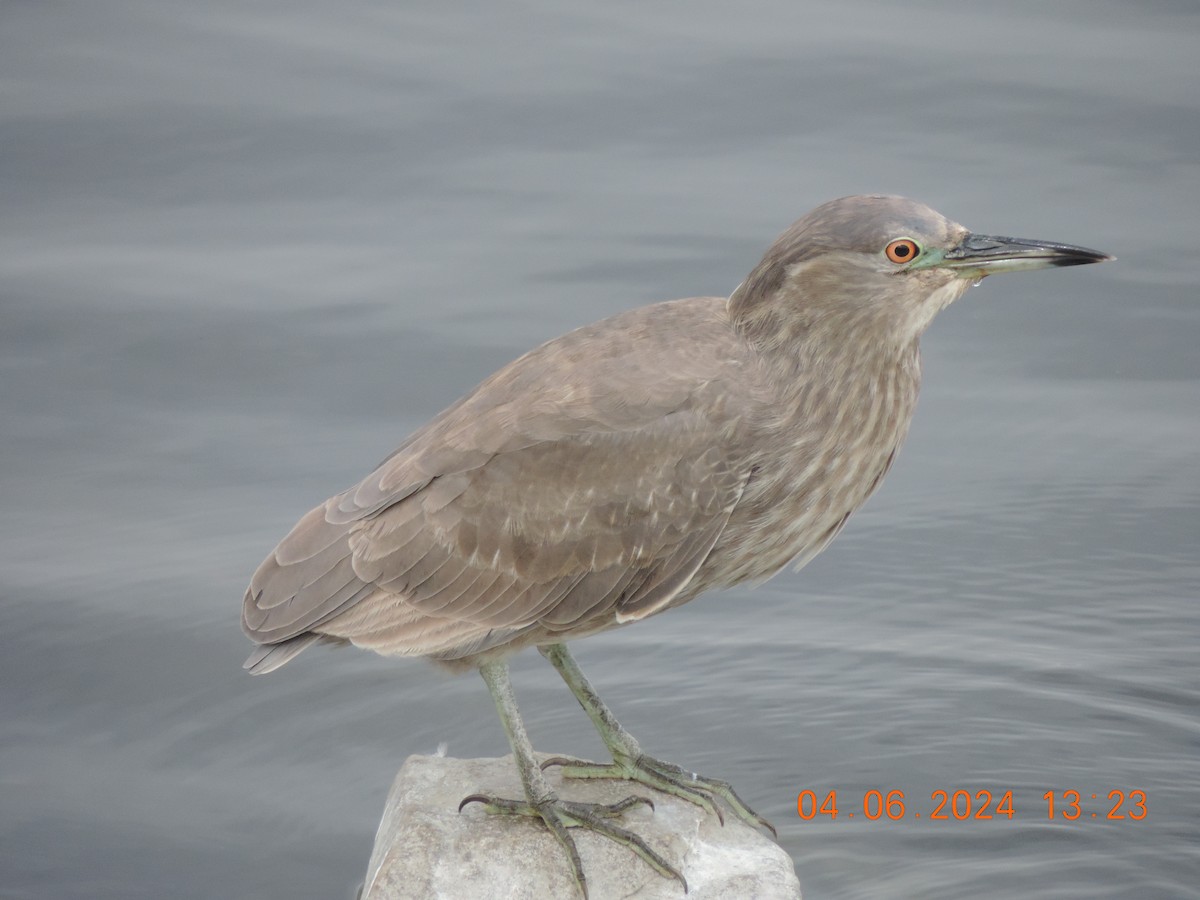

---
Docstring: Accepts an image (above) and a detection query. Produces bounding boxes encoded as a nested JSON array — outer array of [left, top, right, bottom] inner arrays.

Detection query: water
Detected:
[[3, 1, 1198, 898]]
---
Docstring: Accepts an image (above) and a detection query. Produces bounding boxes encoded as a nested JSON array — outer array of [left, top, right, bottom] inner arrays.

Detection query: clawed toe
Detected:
[[541, 753, 776, 837]]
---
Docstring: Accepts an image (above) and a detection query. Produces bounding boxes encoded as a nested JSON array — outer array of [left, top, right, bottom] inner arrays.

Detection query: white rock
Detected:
[[361, 754, 801, 900]]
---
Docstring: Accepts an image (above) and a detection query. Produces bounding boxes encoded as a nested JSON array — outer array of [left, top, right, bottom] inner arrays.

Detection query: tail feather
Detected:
[[243, 633, 323, 674]]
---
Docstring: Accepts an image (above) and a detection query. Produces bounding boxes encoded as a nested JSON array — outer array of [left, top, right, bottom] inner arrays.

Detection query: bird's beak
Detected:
[[924, 233, 1114, 279]]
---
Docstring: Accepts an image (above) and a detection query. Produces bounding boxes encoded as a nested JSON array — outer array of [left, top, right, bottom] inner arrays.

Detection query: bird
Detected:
[[242, 195, 1111, 897]]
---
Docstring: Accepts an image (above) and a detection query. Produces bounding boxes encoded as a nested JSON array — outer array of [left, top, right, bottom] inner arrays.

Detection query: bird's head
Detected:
[[729, 195, 1112, 351]]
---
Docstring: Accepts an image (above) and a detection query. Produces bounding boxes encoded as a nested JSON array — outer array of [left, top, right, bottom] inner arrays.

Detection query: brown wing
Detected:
[[242, 298, 754, 665]]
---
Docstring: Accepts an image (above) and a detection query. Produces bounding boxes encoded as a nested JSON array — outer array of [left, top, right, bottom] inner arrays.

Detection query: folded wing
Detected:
[[242, 299, 753, 665]]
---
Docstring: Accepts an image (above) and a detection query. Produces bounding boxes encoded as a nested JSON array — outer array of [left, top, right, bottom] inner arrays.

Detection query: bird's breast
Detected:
[[701, 349, 921, 589]]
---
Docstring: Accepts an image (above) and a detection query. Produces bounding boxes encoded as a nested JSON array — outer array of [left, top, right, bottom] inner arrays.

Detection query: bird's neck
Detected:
[[779, 328, 920, 429], [730, 293, 924, 464], [731, 286, 921, 390]]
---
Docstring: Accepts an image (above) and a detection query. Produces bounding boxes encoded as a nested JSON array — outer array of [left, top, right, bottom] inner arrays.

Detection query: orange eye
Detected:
[[885, 238, 920, 264]]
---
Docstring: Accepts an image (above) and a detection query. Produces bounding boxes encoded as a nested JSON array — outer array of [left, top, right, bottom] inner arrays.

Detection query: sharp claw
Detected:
[[539, 756, 574, 771], [607, 795, 654, 814], [458, 793, 490, 812]]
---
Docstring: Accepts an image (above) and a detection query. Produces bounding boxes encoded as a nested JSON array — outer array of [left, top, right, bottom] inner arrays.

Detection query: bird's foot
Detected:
[[458, 792, 687, 898], [541, 753, 777, 837]]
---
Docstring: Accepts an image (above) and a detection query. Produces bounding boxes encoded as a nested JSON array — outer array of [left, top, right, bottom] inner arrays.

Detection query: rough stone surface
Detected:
[[361, 754, 802, 900]]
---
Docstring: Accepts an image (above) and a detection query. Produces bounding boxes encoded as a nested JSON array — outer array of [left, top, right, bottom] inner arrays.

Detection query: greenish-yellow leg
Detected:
[[459, 658, 687, 899], [539, 643, 777, 837]]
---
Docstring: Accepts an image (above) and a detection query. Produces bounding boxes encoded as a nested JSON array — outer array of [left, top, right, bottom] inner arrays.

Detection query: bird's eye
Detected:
[[884, 238, 920, 264]]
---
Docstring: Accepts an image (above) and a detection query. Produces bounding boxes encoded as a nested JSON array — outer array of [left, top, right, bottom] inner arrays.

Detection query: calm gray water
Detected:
[[3, 2, 1198, 898]]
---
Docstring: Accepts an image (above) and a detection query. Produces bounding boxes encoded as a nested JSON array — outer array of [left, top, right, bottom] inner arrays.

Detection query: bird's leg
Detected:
[[539, 643, 776, 836], [459, 658, 687, 899]]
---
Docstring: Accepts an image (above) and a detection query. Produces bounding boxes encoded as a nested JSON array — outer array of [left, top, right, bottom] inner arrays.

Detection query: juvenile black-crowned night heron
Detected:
[[243, 195, 1111, 896]]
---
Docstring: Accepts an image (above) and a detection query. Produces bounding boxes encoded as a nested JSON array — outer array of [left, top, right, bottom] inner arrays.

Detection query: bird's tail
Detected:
[[243, 633, 323, 675]]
